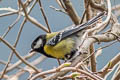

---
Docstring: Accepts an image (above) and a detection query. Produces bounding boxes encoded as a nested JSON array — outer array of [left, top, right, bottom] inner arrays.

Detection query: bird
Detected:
[[30, 12, 105, 61]]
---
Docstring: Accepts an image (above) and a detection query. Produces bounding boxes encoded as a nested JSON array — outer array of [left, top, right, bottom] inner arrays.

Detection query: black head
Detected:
[[31, 35, 46, 53], [31, 35, 55, 58]]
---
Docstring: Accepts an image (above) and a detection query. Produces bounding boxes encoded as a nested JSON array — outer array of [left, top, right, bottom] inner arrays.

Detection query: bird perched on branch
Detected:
[[30, 12, 105, 61]]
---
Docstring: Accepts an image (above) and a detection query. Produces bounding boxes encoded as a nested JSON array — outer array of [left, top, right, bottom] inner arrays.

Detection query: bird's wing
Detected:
[[46, 12, 106, 46]]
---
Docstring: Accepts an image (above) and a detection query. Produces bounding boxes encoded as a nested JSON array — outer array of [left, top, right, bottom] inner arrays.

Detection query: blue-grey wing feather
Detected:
[[47, 11, 106, 46]]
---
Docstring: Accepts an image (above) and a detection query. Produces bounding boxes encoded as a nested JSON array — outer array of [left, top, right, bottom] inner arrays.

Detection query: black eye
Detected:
[[33, 42, 36, 46], [31, 42, 36, 49]]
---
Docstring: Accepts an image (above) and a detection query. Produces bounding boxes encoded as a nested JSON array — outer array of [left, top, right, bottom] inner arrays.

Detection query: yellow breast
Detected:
[[44, 38, 75, 59]]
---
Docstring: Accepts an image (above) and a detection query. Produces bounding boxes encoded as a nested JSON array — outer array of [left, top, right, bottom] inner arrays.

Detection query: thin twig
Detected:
[[18, 0, 49, 32], [38, 0, 51, 33], [0, 15, 26, 79], [0, 0, 39, 78], [30, 67, 100, 80], [49, 6, 67, 14], [56, 0, 66, 10], [62, 0, 81, 25], [0, 11, 18, 17], [0, 60, 25, 70], [0, 14, 21, 79], [0, 7, 18, 12], [15, 55, 46, 79], [24, 0, 34, 7], [84, 0, 97, 72], [82, 40, 118, 62], [1, 15, 21, 39], [100, 53, 120, 78], [0, 0, 34, 17], [3, 0, 40, 74], [5, 52, 36, 73], [84, 0, 91, 21], [83, 0, 111, 36], [112, 64, 120, 80], [0, 73, 9, 79], [89, 0, 106, 11], [0, 37, 40, 73], [0, 52, 14, 79], [80, 10, 86, 24]]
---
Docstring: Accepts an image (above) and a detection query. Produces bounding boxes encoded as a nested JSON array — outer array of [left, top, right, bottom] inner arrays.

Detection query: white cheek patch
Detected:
[[34, 39, 42, 48]]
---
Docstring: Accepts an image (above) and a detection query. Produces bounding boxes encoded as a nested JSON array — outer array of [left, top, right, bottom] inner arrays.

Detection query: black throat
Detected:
[[35, 35, 55, 58]]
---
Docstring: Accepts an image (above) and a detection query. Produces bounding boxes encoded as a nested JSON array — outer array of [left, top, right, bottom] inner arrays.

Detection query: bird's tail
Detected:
[[78, 11, 106, 28], [62, 11, 106, 38]]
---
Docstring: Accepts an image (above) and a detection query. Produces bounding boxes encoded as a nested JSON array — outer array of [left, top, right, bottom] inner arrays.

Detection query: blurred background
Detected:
[[0, 0, 120, 80]]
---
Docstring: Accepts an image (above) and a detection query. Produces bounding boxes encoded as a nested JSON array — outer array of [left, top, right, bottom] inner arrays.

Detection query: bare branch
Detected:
[[89, 0, 106, 11], [0, 53, 14, 79], [0, 14, 21, 80], [62, 0, 81, 25], [0, 72, 9, 79], [111, 63, 120, 80], [18, 0, 49, 32], [8, 55, 46, 80], [31, 64, 101, 80], [1, 15, 21, 40], [112, 4, 120, 11], [100, 53, 120, 78], [56, 0, 66, 9], [0, 0, 41, 78], [38, 0, 51, 33], [0, 7, 18, 13], [0, 0, 120, 80], [0, 11, 18, 17], [49, 6, 67, 14], [86, 0, 111, 34], [0, 37, 40, 73], [0, 60, 25, 70]]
